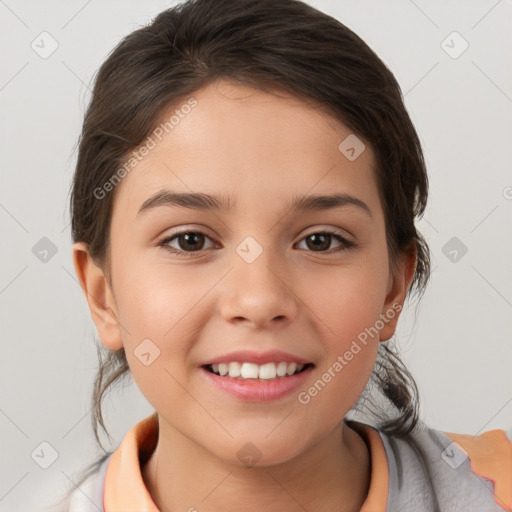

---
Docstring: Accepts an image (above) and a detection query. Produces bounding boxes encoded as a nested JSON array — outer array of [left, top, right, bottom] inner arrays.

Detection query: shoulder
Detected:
[[378, 421, 512, 511], [43, 454, 112, 512]]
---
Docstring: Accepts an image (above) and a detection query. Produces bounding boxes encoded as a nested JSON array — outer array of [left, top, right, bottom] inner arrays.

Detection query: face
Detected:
[[75, 79, 412, 466]]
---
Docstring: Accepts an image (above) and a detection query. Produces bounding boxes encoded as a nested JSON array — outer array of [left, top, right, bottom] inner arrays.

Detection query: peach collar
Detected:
[[103, 413, 388, 511]]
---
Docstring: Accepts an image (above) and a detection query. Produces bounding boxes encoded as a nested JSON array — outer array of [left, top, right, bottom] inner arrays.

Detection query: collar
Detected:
[[104, 411, 160, 511], [103, 412, 388, 511]]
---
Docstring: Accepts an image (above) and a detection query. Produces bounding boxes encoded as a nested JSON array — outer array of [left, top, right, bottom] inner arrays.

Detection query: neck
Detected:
[[142, 417, 371, 512]]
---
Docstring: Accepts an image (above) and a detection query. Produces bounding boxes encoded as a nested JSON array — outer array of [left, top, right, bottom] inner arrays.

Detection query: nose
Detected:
[[219, 246, 299, 329]]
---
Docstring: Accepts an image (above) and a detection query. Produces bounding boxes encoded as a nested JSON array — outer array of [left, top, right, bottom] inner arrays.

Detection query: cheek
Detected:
[[298, 269, 384, 413], [110, 258, 198, 391], [296, 251, 389, 393], [302, 256, 389, 341], [113, 251, 200, 338]]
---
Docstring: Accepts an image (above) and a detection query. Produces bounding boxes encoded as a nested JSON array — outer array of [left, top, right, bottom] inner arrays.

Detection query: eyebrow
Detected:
[[137, 190, 372, 218]]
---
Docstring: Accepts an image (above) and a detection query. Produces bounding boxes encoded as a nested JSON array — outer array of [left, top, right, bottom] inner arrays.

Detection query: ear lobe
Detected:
[[379, 245, 417, 342], [72, 242, 123, 351]]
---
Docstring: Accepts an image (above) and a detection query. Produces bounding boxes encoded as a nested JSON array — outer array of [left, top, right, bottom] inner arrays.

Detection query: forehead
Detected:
[[112, 79, 380, 221]]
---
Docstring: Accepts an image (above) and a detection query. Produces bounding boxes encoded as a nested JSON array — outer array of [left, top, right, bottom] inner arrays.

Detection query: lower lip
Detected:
[[200, 366, 314, 402]]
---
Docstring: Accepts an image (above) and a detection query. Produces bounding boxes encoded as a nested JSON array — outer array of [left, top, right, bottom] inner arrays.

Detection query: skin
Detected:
[[73, 78, 416, 512]]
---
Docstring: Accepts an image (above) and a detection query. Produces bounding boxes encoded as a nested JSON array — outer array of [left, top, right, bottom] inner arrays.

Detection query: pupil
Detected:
[[308, 234, 330, 251], [181, 232, 203, 251]]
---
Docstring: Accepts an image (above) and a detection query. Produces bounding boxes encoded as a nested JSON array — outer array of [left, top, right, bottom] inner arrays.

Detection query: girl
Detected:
[[52, 0, 512, 510]]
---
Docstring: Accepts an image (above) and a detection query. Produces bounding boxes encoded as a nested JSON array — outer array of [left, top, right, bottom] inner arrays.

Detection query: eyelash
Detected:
[[157, 229, 356, 257]]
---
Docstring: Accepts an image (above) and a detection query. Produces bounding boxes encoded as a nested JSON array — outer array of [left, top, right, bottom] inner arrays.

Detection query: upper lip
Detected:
[[200, 349, 313, 366]]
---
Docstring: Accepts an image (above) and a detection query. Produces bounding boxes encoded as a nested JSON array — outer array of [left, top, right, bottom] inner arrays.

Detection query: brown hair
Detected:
[[70, 0, 430, 478]]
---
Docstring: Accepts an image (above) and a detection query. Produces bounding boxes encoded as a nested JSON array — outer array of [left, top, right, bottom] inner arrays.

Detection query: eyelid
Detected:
[[158, 227, 218, 249], [294, 230, 355, 253], [158, 225, 217, 241], [300, 226, 354, 242], [158, 226, 352, 243]]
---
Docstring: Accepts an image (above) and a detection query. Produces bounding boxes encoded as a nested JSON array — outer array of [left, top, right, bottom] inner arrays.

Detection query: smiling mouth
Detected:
[[203, 361, 314, 381]]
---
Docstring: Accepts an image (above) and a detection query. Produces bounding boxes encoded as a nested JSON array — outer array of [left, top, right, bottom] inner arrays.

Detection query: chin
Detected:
[[203, 434, 312, 469]]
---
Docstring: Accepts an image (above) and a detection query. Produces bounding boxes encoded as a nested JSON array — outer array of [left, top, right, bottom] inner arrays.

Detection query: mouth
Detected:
[[202, 361, 315, 381], [199, 349, 315, 401]]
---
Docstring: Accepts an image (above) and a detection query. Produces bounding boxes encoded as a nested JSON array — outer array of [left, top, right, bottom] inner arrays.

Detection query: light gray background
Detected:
[[1, 1, 511, 510]]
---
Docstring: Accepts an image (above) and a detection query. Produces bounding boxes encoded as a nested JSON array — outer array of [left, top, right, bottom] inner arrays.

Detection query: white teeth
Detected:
[[228, 362, 241, 377], [240, 362, 259, 379], [286, 362, 297, 376], [258, 362, 277, 380], [209, 361, 308, 379], [276, 362, 288, 377]]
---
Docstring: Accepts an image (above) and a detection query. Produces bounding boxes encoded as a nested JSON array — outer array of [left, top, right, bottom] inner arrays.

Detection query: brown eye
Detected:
[[296, 231, 354, 253], [175, 232, 206, 251], [159, 230, 216, 255], [304, 233, 331, 251]]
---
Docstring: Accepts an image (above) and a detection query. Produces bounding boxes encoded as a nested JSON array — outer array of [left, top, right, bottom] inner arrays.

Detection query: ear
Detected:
[[379, 244, 417, 342], [72, 242, 123, 350]]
